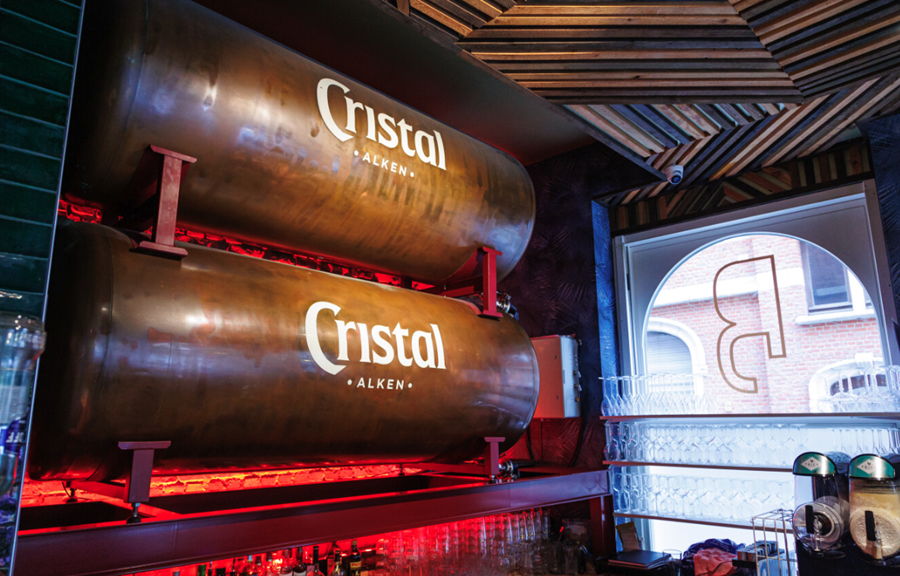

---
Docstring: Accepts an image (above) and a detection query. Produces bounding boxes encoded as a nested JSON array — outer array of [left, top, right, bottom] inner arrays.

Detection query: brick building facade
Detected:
[[647, 234, 883, 413]]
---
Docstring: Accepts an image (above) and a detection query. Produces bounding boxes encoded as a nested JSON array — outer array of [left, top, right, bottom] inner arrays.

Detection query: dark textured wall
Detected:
[[0, 0, 81, 317], [502, 144, 625, 468], [861, 114, 900, 321]]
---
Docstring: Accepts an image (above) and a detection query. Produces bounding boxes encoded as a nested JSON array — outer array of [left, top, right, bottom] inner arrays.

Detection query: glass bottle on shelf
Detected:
[[239, 555, 259, 576], [283, 548, 300, 575], [347, 541, 362, 576], [263, 551, 279, 576], [309, 546, 325, 576], [330, 547, 345, 576]]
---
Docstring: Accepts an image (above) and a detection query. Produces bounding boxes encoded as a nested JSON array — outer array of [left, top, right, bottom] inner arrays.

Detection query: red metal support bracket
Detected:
[[590, 493, 616, 559], [71, 440, 171, 524], [118, 441, 171, 505], [132, 145, 196, 258], [478, 246, 502, 319], [426, 246, 503, 319], [484, 436, 505, 482]]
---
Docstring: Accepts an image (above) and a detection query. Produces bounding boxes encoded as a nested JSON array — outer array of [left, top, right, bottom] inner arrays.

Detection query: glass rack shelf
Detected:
[[601, 412, 900, 424], [614, 513, 790, 533], [604, 461, 791, 472]]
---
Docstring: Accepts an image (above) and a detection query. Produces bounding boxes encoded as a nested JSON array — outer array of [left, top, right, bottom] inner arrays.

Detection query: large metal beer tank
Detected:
[[29, 224, 539, 481], [65, 0, 535, 284]]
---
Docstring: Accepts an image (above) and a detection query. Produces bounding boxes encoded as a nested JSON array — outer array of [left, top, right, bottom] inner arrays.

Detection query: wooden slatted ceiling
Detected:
[[386, 0, 899, 214], [610, 141, 874, 234], [602, 72, 900, 205], [566, 102, 791, 158], [454, 1, 801, 103], [729, 0, 900, 97], [405, 0, 514, 36]]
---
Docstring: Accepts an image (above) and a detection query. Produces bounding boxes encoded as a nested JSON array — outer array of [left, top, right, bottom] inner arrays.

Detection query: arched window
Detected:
[[644, 233, 883, 413], [609, 182, 899, 552]]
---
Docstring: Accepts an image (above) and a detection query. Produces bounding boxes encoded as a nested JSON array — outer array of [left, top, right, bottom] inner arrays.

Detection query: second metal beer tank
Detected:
[[28, 224, 540, 481], [65, 0, 535, 284]]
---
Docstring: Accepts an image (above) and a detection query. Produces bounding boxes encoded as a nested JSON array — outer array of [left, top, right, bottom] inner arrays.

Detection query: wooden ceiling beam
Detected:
[[567, 105, 666, 156], [763, 79, 877, 166], [487, 15, 748, 27], [776, 14, 900, 67], [519, 79, 797, 89], [795, 75, 900, 158], [709, 99, 824, 179], [796, 53, 900, 96], [471, 49, 775, 60], [411, 0, 475, 35], [501, 3, 742, 17], [464, 27, 758, 40], [505, 71, 793, 81], [491, 60, 786, 71], [542, 92, 804, 105], [788, 35, 900, 80], [754, 0, 871, 44]]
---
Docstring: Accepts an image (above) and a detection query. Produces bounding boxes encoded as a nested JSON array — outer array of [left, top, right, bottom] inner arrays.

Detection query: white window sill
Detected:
[[795, 308, 875, 325]]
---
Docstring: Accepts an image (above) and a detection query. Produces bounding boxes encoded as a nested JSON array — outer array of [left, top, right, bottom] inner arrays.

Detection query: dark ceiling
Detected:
[[195, 0, 899, 203]]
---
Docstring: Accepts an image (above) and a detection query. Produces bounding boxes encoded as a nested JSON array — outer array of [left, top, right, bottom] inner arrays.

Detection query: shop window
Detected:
[[610, 182, 898, 552]]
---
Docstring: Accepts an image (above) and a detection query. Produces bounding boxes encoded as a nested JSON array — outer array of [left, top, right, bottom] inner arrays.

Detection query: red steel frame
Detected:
[[16, 469, 609, 576]]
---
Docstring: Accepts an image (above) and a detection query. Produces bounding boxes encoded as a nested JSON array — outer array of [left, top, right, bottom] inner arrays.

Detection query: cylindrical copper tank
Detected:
[[64, 0, 535, 284], [28, 224, 539, 481]]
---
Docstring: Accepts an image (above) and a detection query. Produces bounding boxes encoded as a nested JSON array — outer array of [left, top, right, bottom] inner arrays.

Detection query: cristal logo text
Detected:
[[305, 301, 447, 376], [317, 78, 447, 171]]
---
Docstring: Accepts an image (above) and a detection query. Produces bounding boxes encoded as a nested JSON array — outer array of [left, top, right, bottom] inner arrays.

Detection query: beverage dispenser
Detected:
[[791, 451, 850, 556], [849, 454, 900, 567]]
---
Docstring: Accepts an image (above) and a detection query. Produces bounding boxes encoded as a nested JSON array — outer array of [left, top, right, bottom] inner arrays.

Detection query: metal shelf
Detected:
[[601, 412, 900, 424], [604, 461, 791, 472], [15, 469, 607, 576], [614, 512, 789, 532]]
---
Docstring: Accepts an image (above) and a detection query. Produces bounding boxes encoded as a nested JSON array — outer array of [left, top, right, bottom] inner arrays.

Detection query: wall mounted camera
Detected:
[[663, 164, 684, 185]]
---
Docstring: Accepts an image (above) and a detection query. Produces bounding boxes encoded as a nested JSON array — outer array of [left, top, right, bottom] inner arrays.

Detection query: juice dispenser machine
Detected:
[[792, 451, 851, 565], [849, 454, 900, 569]]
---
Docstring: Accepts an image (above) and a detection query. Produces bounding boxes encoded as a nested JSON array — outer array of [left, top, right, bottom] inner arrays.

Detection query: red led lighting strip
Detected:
[[56, 199, 432, 289]]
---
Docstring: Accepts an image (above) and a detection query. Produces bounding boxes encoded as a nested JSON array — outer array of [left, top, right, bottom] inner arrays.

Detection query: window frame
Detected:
[[614, 180, 899, 379], [609, 180, 898, 550]]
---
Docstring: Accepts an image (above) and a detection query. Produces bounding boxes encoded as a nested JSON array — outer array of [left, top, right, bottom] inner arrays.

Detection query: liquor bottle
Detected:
[[291, 547, 307, 576], [310, 546, 325, 576], [197, 564, 207, 576], [330, 547, 345, 576], [264, 551, 278, 576], [240, 555, 259, 576], [347, 541, 362, 576]]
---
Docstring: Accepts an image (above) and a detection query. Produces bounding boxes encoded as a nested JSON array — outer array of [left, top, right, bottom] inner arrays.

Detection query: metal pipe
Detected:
[[28, 223, 539, 481], [64, 0, 535, 284]]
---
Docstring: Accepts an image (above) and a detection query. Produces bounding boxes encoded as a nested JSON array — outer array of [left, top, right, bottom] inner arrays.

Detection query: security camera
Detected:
[[663, 165, 684, 185]]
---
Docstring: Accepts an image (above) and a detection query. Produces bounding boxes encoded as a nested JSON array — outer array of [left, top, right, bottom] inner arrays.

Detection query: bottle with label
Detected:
[[291, 547, 307, 576], [240, 555, 259, 576], [263, 551, 279, 576], [310, 546, 325, 576], [330, 547, 345, 576], [347, 541, 362, 576]]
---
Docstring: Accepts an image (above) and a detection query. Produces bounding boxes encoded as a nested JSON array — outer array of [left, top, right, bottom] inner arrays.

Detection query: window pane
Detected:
[[646, 234, 882, 414], [802, 243, 850, 309]]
